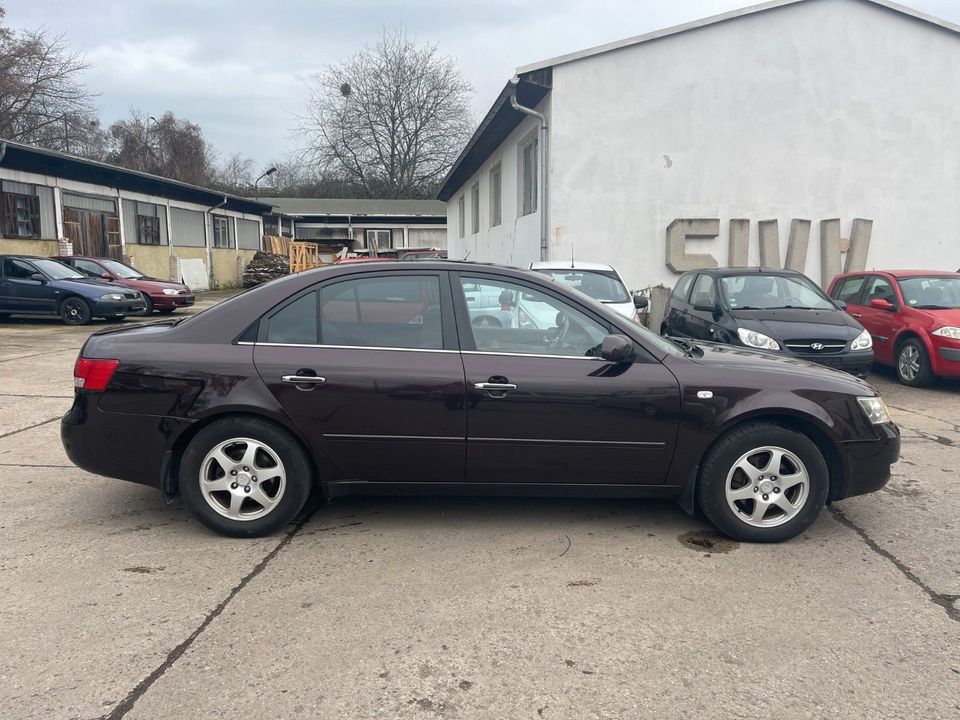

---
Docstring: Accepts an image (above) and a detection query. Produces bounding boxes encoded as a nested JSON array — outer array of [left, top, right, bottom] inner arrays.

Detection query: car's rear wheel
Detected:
[[179, 417, 313, 537], [696, 422, 829, 542], [896, 338, 934, 387], [133, 296, 154, 316], [59, 297, 92, 325]]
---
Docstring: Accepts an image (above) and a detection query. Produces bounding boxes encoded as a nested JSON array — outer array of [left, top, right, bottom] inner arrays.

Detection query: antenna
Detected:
[[570, 243, 575, 269], [463, 250, 471, 261]]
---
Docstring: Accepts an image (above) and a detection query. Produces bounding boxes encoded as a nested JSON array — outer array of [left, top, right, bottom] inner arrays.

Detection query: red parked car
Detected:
[[828, 270, 960, 386], [53, 256, 194, 316]]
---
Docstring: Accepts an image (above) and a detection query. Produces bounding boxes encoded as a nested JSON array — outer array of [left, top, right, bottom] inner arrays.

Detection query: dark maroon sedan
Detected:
[[53, 256, 194, 316], [61, 262, 899, 541]]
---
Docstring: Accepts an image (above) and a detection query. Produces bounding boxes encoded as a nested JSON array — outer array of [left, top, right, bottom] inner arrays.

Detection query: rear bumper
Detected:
[[90, 298, 146, 316], [61, 393, 193, 488], [832, 422, 900, 501]]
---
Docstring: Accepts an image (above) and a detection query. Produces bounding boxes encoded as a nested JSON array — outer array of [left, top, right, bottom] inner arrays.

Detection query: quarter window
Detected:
[[459, 277, 607, 358], [320, 275, 443, 349]]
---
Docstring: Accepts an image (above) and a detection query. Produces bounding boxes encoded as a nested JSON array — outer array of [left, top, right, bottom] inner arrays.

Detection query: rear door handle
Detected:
[[282, 374, 326, 388]]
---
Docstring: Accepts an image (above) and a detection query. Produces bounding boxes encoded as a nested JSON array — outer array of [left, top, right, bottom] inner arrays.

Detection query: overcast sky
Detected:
[[4, 0, 960, 169]]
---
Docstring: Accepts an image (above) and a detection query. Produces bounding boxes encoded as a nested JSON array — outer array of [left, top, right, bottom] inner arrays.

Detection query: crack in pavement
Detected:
[[0, 417, 60, 441], [0, 393, 73, 399], [829, 507, 959, 623], [98, 507, 320, 720], [0, 463, 74, 468], [895, 425, 956, 447], [0, 347, 78, 363], [887, 404, 960, 433]]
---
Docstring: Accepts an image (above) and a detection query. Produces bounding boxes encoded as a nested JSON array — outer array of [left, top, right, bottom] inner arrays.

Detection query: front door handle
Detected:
[[850, 312, 863, 318], [474, 382, 518, 398]]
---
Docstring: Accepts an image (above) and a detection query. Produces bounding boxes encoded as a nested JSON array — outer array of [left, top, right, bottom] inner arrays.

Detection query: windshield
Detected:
[[720, 274, 834, 310], [33, 259, 84, 280], [897, 276, 960, 309], [100, 259, 143, 279], [536, 269, 630, 303]]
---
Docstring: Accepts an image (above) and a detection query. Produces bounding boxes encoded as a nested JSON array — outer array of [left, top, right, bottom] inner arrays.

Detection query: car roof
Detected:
[[836, 269, 960, 279], [530, 260, 617, 272], [692, 267, 807, 278]]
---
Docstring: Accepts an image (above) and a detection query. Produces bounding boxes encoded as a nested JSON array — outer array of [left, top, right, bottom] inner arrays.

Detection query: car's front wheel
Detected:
[[896, 338, 934, 387], [59, 297, 92, 325], [696, 422, 829, 542], [179, 417, 314, 537], [133, 296, 154, 317]]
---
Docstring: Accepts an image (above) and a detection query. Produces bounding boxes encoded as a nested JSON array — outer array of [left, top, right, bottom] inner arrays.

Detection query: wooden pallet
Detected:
[[288, 241, 324, 273], [265, 235, 289, 255]]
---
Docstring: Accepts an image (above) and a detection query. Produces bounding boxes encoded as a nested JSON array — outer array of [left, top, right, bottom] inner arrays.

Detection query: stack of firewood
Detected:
[[241, 251, 290, 287]]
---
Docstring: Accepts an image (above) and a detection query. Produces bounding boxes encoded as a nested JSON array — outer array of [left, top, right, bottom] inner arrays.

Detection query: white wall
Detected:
[[446, 96, 550, 267]]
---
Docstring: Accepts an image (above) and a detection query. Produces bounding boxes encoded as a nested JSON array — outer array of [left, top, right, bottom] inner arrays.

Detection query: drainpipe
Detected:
[[0, 142, 7, 164], [205, 195, 228, 285], [509, 79, 548, 261]]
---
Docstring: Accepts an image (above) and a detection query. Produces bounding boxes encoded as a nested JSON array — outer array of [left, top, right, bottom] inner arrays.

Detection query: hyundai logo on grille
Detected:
[[811, 342, 825, 351]]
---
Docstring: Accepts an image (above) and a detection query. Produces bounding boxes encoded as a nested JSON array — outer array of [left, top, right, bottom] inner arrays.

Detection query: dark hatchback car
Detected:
[[0, 255, 145, 325], [53, 256, 194, 316], [62, 262, 899, 542], [662, 268, 874, 376]]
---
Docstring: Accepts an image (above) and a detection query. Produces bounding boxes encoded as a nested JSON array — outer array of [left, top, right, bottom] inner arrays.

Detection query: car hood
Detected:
[[117, 277, 191, 293], [53, 277, 128, 294], [604, 300, 636, 319], [730, 308, 863, 340], [913, 307, 960, 325], [681, 340, 876, 393]]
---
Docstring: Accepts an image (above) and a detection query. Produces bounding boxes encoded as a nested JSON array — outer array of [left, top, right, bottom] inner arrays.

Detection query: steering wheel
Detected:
[[549, 312, 570, 349]]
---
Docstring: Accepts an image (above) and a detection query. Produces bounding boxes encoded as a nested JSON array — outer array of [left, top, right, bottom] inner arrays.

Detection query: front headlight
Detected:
[[162, 288, 179, 296], [850, 328, 873, 351], [99, 293, 124, 301], [857, 395, 892, 425], [737, 328, 780, 350], [932, 326, 960, 340]]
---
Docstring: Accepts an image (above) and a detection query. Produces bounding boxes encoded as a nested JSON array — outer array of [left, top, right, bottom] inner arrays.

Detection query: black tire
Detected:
[[895, 338, 934, 387], [696, 422, 829, 543], [133, 296, 154, 317], [179, 417, 314, 537], [472, 315, 502, 328], [59, 297, 92, 325], [157, 307, 177, 315]]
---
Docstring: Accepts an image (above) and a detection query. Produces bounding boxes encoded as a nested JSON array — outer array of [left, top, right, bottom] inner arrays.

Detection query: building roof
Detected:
[[0, 139, 271, 215], [267, 197, 446, 218], [437, 0, 960, 202]]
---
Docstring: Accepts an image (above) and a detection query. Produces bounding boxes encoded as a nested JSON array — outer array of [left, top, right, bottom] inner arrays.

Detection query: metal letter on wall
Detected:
[[784, 219, 812, 272], [757, 220, 781, 268], [728, 219, 749, 267], [665, 219, 719, 273], [843, 218, 872, 273], [820, 219, 842, 287]]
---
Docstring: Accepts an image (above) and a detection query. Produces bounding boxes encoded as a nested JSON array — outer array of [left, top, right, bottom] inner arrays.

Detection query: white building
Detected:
[[438, 0, 960, 291]]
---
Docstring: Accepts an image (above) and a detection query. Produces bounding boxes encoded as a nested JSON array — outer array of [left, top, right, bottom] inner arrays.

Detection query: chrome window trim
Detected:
[[240, 341, 458, 354], [461, 350, 605, 361]]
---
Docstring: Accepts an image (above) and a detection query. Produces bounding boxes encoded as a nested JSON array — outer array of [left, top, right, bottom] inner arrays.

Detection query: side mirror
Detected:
[[869, 298, 895, 312], [100, 273, 113, 281], [693, 301, 714, 312], [835, 300, 848, 310], [600, 334, 635, 363], [632, 294, 649, 310], [29, 273, 47, 284]]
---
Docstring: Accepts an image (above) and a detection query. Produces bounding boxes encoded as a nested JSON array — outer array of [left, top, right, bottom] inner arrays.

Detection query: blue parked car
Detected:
[[0, 255, 145, 325]]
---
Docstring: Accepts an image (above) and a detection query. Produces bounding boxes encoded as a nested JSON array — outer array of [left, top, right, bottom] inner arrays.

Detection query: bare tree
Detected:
[[211, 153, 257, 193], [0, 6, 102, 155], [300, 27, 473, 199], [106, 109, 215, 186]]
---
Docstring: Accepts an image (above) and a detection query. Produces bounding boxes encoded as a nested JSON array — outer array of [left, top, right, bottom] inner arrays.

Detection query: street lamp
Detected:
[[254, 166, 277, 198]]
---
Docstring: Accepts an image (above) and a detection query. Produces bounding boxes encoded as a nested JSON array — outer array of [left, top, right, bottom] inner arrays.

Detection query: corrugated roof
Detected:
[[267, 197, 446, 217]]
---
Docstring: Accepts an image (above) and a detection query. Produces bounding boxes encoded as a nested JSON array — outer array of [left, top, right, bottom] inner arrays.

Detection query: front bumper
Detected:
[[90, 297, 146, 316], [832, 422, 900, 501], [153, 294, 195, 310], [787, 349, 874, 377], [932, 337, 960, 378]]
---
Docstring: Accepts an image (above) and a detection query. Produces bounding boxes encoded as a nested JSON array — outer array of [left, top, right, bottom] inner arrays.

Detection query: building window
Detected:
[[457, 195, 465, 238], [212, 215, 231, 248], [1, 189, 41, 239], [489, 163, 502, 227], [366, 229, 392, 251], [136, 202, 161, 245], [519, 135, 538, 217], [470, 182, 480, 235]]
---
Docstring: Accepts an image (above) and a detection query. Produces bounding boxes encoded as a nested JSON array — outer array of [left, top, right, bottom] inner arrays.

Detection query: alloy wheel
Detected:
[[199, 437, 286, 521], [724, 445, 810, 527], [898, 345, 920, 382]]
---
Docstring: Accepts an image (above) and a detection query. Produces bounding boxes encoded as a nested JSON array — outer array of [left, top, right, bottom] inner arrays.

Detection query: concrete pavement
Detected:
[[0, 307, 957, 720]]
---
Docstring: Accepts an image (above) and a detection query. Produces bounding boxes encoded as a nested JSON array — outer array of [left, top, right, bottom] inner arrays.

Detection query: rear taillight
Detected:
[[74, 358, 120, 391]]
